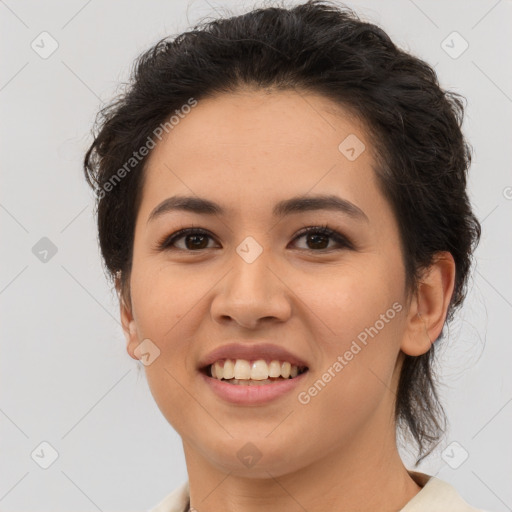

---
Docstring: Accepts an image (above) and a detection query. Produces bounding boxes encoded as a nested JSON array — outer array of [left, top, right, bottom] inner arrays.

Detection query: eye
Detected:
[[155, 224, 353, 252], [156, 227, 219, 251], [290, 225, 353, 252]]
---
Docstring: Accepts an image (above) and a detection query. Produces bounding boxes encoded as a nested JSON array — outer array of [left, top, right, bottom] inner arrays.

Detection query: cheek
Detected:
[[132, 272, 203, 435], [298, 266, 404, 414], [129, 265, 204, 417], [298, 259, 401, 345], [130, 260, 208, 342], [296, 330, 402, 453]]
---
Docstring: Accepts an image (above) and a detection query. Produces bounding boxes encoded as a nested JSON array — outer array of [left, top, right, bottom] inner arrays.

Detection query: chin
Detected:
[[200, 435, 312, 478]]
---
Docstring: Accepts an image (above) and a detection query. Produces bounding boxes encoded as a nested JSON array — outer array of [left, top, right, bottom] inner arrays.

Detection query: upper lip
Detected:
[[198, 343, 309, 370]]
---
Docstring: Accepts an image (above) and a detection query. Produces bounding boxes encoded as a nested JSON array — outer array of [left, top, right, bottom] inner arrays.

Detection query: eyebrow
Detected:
[[147, 193, 369, 224]]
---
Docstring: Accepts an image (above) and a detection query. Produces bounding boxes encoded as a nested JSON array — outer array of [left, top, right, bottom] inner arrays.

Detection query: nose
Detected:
[[210, 247, 292, 330]]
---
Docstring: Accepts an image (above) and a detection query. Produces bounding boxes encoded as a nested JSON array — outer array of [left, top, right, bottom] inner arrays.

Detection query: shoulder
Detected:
[[146, 480, 189, 512], [401, 472, 492, 512]]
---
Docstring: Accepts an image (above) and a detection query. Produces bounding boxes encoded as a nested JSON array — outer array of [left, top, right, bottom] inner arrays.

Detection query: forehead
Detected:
[[138, 89, 388, 229], [150, 88, 368, 157]]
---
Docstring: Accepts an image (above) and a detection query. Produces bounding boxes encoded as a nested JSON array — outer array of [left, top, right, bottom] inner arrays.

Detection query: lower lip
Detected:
[[200, 370, 308, 405]]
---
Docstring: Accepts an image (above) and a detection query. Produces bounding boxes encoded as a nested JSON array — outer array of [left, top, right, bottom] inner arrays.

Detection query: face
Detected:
[[122, 88, 418, 477]]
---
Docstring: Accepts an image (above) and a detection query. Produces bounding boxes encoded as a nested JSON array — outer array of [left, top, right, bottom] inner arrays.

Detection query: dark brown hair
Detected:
[[83, 0, 481, 464]]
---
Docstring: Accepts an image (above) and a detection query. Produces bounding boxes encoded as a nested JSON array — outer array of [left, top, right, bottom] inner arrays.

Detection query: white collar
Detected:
[[148, 471, 488, 512]]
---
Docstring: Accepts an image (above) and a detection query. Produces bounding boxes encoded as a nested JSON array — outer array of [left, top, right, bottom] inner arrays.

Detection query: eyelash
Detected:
[[155, 224, 354, 253]]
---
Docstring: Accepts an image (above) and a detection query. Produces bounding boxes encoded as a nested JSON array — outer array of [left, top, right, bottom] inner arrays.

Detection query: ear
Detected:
[[401, 251, 456, 356], [116, 274, 139, 361]]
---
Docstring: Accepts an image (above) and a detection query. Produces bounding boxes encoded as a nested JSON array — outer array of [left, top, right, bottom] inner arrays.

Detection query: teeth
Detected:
[[268, 360, 281, 378], [234, 360, 251, 379], [227, 378, 279, 386], [251, 360, 268, 380], [209, 359, 305, 381], [281, 361, 291, 379], [213, 361, 223, 379], [223, 359, 235, 379]]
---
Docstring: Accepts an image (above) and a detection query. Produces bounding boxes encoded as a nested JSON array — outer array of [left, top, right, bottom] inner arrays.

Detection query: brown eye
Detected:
[[304, 231, 330, 250], [156, 225, 353, 253], [157, 228, 218, 251], [291, 226, 353, 251], [181, 233, 210, 250]]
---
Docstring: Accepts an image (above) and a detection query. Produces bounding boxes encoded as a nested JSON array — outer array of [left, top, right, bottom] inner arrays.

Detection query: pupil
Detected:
[[186, 234, 208, 249], [308, 233, 328, 249]]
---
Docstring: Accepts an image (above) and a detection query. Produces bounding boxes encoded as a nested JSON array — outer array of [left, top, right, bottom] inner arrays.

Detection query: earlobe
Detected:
[[401, 311, 432, 357], [401, 251, 456, 357]]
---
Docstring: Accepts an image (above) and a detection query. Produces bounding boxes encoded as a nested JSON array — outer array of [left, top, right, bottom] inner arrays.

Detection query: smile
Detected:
[[205, 358, 308, 385]]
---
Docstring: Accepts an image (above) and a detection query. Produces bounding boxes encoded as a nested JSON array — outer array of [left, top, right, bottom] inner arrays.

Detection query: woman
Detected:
[[83, 1, 488, 510]]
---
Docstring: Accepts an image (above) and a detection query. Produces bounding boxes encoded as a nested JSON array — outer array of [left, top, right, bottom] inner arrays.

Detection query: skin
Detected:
[[119, 88, 455, 512]]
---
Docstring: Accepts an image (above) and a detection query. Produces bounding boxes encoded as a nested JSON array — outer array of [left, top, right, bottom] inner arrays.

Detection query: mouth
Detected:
[[197, 343, 310, 403], [200, 359, 309, 386]]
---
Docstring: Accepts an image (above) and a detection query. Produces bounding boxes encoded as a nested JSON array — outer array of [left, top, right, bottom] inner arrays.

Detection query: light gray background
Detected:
[[1, 0, 511, 511]]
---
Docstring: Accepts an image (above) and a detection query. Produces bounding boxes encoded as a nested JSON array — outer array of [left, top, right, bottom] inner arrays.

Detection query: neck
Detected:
[[182, 424, 421, 512]]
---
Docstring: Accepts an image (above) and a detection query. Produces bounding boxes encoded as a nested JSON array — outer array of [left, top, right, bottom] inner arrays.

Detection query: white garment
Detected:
[[147, 471, 491, 512]]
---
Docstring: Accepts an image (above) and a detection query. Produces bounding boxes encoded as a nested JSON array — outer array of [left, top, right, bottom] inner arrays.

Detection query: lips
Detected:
[[198, 343, 310, 404], [197, 342, 310, 372]]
